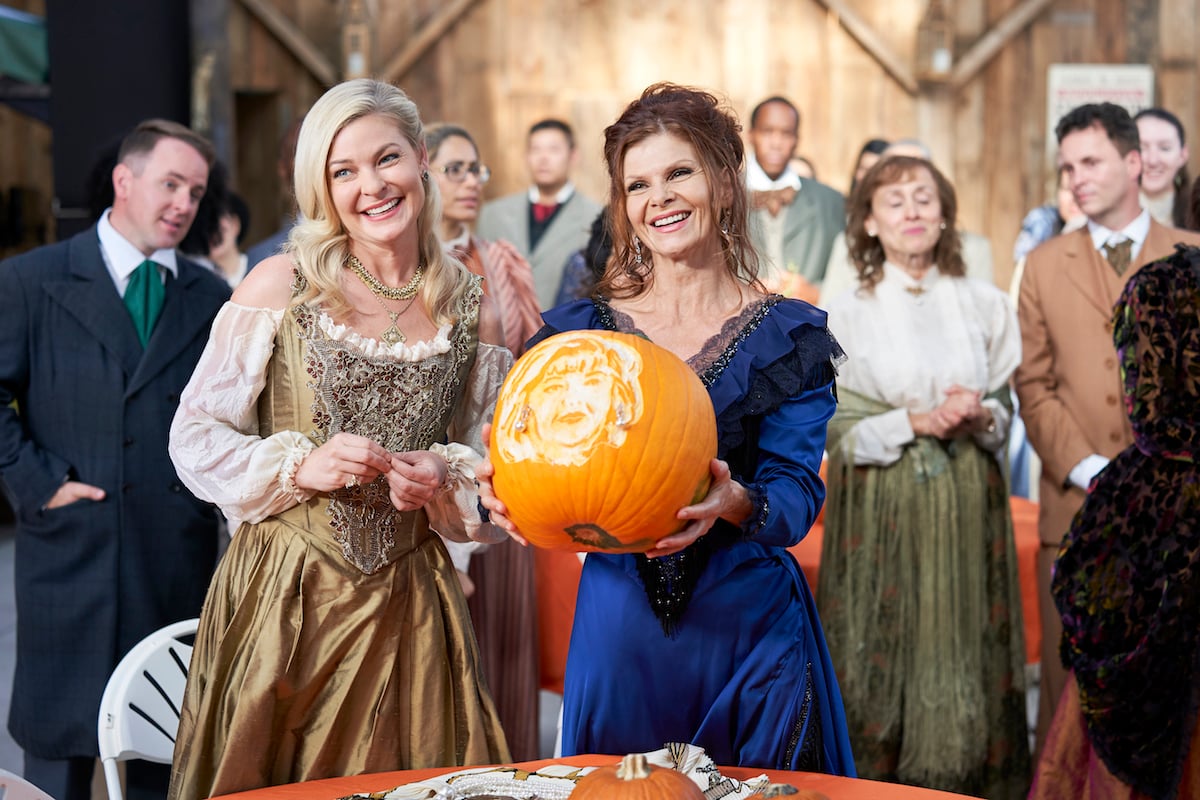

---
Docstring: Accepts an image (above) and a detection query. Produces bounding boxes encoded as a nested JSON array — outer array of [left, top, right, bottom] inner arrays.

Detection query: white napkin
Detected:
[[340, 742, 778, 799]]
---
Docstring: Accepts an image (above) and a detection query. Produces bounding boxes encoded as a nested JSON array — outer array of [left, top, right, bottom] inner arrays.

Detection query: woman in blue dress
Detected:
[[477, 83, 855, 774]]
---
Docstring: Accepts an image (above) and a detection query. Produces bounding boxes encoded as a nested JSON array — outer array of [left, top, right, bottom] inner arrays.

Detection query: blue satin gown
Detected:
[[537, 295, 856, 775]]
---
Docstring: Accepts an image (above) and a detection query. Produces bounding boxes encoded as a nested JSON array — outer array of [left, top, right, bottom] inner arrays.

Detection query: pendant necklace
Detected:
[[372, 291, 419, 344], [346, 256, 426, 344]]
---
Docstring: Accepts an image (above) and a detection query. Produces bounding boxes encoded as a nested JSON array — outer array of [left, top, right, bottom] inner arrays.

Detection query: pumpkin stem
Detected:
[[614, 753, 653, 781]]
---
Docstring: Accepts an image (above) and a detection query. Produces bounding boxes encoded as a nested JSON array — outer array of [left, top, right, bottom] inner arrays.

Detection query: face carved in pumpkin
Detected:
[[495, 334, 644, 467]]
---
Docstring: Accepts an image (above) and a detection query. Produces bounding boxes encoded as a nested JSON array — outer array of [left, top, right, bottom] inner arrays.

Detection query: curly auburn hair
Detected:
[[845, 155, 964, 292], [594, 83, 761, 299]]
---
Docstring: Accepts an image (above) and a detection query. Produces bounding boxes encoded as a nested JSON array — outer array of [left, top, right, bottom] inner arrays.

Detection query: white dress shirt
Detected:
[[97, 208, 179, 295]]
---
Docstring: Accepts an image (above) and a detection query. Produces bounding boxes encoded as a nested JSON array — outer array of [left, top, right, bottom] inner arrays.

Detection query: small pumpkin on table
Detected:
[[571, 753, 704, 799]]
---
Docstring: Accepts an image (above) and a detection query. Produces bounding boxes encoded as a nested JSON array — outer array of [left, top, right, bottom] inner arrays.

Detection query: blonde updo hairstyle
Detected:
[[287, 78, 471, 323]]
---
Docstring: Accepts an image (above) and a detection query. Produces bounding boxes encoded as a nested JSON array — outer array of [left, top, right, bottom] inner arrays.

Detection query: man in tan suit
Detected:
[[1015, 102, 1200, 753]]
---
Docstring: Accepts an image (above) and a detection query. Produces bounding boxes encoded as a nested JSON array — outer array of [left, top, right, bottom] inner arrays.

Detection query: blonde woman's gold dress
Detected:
[[167, 277, 511, 800]]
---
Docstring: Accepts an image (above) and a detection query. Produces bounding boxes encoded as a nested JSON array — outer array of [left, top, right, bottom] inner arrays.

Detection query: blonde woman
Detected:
[[166, 79, 510, 799]]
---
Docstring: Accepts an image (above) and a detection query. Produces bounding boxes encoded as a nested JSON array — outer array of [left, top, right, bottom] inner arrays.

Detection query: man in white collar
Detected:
[[0, 119, 229, 800], [1015, 102, 1200, 758], [476, 118, 601, 309], [745, 96, 844, 302]]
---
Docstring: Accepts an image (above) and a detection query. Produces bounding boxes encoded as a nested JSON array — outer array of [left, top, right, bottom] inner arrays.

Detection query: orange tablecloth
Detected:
[[213, 755, 979, 800], [536, 496, 1044, 694]]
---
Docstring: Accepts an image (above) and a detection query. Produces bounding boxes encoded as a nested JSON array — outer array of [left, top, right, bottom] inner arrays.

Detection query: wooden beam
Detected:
[[190, 0, 234, 173], [237, 0, 337, 87], [949, 0, 1054, 90], [814, 0, 918, 95], [381, 0, 482, 84]]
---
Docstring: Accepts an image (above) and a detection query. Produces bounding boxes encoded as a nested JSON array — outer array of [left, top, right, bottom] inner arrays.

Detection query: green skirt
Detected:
[[817, 388, 1030, 798]]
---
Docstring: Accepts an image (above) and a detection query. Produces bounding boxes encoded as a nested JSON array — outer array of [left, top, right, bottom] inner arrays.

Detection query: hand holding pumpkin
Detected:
[[293, 432, 392, 493], [473, 423, 529, 546], [648, 458, 751, 558], [385, 450, 449, 511]]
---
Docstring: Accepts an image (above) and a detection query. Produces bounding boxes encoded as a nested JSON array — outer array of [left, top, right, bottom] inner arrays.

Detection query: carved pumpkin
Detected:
[[490, 330, 717, 552], [572, 753, 705, 800]]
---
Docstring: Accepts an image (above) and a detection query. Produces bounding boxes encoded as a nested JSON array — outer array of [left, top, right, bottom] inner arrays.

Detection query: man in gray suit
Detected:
[[746, 96, 845, 298], [0, 119, 229, 800], [476, 119, 601, 309]]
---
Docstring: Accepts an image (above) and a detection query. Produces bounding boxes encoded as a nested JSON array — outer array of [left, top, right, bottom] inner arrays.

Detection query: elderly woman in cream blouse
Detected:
[[817, 155, 1031, 798]]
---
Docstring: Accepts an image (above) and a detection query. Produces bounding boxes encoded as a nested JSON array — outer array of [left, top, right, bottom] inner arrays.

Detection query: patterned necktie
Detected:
[[750, 186, 798, 217], [1103, 239, 1133, 277], [124, 259, 165, 347]]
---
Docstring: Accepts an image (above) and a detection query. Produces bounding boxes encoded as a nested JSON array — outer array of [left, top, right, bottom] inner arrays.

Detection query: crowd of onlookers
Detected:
[[2, 81, 1198, 800]]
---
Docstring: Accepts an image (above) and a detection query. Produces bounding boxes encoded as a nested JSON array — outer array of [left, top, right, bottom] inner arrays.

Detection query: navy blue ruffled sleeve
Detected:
[[708, 299, 842, 547]]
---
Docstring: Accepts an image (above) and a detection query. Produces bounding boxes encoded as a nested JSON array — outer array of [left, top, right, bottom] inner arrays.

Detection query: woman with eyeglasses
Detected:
[[424, 122, 542, 762], [427, 124, 542, 357]]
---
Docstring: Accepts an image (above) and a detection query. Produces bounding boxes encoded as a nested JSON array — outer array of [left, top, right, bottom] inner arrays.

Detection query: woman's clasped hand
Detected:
[[292, 432, 393, 492], [291, 434, 453, 510]]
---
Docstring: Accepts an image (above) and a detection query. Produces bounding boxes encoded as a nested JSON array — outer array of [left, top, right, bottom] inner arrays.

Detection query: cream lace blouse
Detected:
[[169, 301, 512, 551]]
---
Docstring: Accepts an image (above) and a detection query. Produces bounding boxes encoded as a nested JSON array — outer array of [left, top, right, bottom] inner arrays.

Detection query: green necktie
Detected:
[[124, 259, 165, 347]]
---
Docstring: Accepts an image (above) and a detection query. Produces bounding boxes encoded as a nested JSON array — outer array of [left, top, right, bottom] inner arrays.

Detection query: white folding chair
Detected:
[[97, 618, 198, 800], [0, 769, 55, 800]]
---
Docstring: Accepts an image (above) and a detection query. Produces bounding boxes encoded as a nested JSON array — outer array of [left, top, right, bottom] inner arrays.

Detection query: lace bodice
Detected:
[[169, 275, 512, 574], [290, 301, 475, 454]]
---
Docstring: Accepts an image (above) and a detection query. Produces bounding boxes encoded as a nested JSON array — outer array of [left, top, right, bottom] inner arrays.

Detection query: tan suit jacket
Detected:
[[1015, 220, 1200, 545]]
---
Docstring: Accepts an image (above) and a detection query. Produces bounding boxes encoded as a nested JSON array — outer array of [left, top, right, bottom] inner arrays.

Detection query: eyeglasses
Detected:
[[439, 161, 491, 184]]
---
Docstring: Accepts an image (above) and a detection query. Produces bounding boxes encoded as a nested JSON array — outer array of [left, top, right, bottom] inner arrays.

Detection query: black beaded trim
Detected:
[[593, 295, 618, 331], [738, 480, 770, 539], [783, 662, 823, 771], [695, 296, 781, 387], [634, 542, 715, 638]]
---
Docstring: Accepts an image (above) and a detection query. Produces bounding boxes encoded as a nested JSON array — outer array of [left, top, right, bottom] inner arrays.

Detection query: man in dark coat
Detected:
[[0, 119, 229, 800]]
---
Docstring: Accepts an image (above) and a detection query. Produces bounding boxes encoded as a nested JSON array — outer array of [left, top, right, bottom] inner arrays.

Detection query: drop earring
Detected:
[[633, 236, 643, 265], [720, 210, 730, 237]]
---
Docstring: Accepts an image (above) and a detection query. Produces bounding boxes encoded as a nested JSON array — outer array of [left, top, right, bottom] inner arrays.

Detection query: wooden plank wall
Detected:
[[6, 0, 1200, 287], [0, 0, 51, 258], [391, 0, 1200, 291]]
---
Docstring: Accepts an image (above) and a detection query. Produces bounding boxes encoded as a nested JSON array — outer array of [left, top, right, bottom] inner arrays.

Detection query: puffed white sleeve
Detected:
[[426, 341, 514, 546], [169, 302, 317, 530]]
